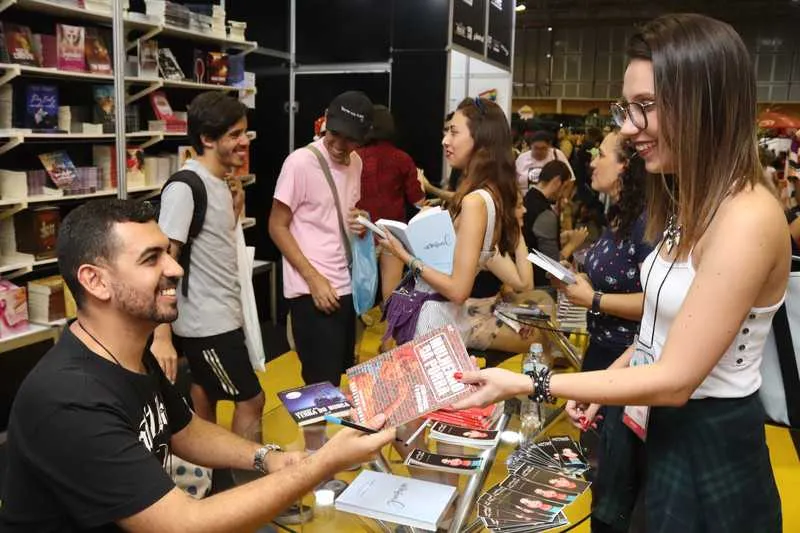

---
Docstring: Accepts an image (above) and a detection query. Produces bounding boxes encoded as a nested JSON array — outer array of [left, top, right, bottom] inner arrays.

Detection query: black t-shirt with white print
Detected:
[[0, 326, 192, 532]]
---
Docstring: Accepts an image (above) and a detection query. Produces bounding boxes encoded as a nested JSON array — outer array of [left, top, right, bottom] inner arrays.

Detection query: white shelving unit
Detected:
[[0, 0, 258, 354]]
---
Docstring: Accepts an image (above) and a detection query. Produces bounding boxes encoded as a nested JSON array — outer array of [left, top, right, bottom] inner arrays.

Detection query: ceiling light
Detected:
[[515, 3, 527, 12]]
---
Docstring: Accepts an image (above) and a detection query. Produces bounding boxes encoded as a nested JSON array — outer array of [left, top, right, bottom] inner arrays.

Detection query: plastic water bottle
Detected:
[[520, 343, 545, 442], [522, 343, 544, 374]]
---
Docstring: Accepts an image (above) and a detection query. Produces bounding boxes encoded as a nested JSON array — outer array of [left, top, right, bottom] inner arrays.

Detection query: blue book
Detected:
[[375, 207, 456, 275], [25, 84, 58, 131], [277, 381, 351, 426]]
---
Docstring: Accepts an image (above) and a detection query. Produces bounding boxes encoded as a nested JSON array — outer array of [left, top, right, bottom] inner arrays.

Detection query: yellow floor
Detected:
[[218, 315, 800, 532]]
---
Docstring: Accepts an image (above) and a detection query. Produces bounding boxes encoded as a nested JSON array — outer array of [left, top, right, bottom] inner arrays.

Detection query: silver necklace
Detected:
[[664, 214, 683, 255]]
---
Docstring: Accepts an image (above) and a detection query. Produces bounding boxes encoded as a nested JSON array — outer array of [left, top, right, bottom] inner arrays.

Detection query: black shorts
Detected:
[[289, 294, 355, 387], [173, 328, 262, 403]]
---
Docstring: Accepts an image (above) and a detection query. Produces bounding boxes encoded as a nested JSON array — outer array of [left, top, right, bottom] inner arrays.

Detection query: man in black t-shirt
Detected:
[[0, 199, 395, 533]]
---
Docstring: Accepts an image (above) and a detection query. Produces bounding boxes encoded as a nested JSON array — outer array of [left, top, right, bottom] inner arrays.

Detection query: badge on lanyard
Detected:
[[622, 335, 655, 441]]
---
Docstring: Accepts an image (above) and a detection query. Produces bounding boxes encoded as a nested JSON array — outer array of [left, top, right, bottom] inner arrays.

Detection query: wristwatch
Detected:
[[590, 291, 604, 316], [253, 443, 282, 475]]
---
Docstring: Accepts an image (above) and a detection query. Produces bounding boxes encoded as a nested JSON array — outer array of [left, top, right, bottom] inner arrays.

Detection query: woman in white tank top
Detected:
[[379, 97, 534, 347], [450, 14, 790, 533]]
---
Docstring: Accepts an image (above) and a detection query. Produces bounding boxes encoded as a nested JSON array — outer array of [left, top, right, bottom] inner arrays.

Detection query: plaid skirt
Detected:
[[593, 392, 782, 533]]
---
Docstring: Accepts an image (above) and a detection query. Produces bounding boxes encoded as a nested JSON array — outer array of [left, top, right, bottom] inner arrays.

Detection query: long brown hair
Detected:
[[627, 14, 762, 254], [449, 97, 519, 255]]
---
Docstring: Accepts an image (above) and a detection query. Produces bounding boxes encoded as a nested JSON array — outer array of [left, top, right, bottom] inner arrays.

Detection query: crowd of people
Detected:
[[0, 11, 795, 533]]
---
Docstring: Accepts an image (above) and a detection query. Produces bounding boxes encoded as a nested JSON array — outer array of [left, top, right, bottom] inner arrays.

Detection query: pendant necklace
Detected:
[[78, 321, 124, 368], [664, 214, 683, 255]]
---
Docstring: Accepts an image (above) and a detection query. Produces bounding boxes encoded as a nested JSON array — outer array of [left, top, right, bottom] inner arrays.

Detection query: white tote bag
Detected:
[[760, 256, 800, 428], [235, 223, 266, 372]]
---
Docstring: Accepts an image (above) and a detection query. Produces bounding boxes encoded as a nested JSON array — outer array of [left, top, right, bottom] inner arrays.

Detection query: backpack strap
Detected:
[[306, 144, 352, 268], [161, 170, 208, 297]]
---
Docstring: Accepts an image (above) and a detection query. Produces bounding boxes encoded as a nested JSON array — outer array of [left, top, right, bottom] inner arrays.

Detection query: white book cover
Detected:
[[527, 249, 577, 284], [335, 470, 457, 532], [367, 207, 456, 275]]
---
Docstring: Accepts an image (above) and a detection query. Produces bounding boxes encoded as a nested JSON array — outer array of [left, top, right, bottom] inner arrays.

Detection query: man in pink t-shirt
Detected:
[[269, 91, 373, 388]]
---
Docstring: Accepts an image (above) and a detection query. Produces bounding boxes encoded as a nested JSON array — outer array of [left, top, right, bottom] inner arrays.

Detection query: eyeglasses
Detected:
[[611, 99, 656, 130]]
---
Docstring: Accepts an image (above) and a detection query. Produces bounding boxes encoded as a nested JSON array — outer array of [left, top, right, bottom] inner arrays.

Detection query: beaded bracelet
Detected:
[[525, 367, 556, 404]]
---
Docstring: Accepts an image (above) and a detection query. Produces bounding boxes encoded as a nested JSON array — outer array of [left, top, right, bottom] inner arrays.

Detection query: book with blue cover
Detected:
[[277, 381, 351, 426], [360, 206, 456, 275], [25, 84, 58, 131], [335, 470, 457, 531]]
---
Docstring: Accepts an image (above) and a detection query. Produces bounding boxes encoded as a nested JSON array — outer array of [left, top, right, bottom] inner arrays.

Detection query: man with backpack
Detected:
[[155, 92, 264, 438]]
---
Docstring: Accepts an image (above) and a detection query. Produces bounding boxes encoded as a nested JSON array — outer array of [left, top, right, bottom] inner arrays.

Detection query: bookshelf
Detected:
[[0, 0, 258, 354]]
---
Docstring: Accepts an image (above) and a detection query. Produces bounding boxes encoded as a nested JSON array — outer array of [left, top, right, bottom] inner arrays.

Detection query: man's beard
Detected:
[[111, 278, 178, 324]]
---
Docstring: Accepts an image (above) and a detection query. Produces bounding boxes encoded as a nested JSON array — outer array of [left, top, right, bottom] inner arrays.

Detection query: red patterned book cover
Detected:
[[347, 324, 478, 428], [56, 24, 86, 72]]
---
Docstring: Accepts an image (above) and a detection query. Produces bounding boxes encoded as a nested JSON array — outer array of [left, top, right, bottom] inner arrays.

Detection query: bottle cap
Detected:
[[529, 343, 543, 353]]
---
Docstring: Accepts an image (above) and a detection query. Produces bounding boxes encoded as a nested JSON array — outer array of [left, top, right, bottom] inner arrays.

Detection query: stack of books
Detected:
[[428, 420, 501, 448], [477, 436, 592, 532], [404, 448, 484, 475]]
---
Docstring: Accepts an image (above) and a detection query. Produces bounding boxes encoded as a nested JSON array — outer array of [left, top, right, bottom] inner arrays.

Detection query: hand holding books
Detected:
[[450, 367, 536, 411], [313, 413, 397, 473]]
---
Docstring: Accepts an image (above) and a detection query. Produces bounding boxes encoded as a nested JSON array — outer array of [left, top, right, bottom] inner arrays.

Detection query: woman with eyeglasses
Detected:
[[450, 14, 788, 533]]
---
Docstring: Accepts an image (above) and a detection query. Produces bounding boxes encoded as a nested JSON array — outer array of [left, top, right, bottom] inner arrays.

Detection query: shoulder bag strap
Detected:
[[306, 144, 352, 267], [773, 302, 800, 427]]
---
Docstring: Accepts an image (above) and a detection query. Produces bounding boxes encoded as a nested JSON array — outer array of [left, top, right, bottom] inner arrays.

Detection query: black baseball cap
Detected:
[[325, 91, 374, 143]]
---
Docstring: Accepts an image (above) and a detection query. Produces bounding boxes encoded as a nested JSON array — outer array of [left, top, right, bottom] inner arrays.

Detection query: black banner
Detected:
[[487, 0, 513, 67], [452, 0, 487, 55]]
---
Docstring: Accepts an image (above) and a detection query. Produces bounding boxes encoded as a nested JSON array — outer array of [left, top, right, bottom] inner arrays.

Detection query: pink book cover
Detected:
[[57, 24, 86, 72], [347, 324, 479, 428]]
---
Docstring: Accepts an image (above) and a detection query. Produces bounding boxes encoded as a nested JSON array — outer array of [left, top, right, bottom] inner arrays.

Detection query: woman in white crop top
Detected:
[[450, 14, 790, 533], [379, 97, 534, 349]]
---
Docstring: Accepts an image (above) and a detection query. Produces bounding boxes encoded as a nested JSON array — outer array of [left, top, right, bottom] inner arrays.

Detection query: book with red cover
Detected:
[[346, 324, 478, 428], [56, 24, 86, 72], [84, 28, 111, 74], [4, 23, 38, 66]]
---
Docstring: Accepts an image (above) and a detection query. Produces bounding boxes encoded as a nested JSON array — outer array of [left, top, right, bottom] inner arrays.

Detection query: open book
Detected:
[[358, 207, 456, 275], [527, 249, 577, 284]]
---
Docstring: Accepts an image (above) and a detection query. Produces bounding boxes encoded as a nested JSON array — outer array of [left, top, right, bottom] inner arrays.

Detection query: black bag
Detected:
[[160, 170, 207, 297]]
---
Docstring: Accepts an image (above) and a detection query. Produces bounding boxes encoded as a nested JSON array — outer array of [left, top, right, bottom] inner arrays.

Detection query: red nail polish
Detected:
[[454, 372, 463, 380]]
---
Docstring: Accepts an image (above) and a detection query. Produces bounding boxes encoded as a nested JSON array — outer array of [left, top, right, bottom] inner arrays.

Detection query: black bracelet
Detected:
[[525, 367, 556, 404], [590, 291, 604, 316]]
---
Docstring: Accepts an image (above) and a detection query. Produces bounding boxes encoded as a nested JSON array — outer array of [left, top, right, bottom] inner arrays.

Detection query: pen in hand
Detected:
[[324, 414, 405, 444]]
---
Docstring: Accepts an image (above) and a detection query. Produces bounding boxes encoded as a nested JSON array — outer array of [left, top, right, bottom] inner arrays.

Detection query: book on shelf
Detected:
[[138, 40, 159, 79], [0, 169, 28, 200], [335, 470, 457, 532], [428, 420, 501, 448], [56, 24, 86, 72], [404, 448, 484, 475], [84, 28, 112, 74], [37, 34, 57, 69], [0, 86, 11, 131], [149, 92, 186, 132], [38, 151, 77, 189], [25, 84, 59, 131], [157, 48, 184, 81], [93, 145, 117, 189], [3, 23, 38, 66], [0, 279, 29, 337], [0, 24, 10, 63], [277, 381, 352, 426], [527, 249, 577, 284], [27, 275, 66, 324], [206, 51, 229, 85], [346, 324, 478, 428], [126, 148, 146, 188], [92, 85, 115, 133], [358, 206, 456, 275], [14, 206, 60, 260]]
